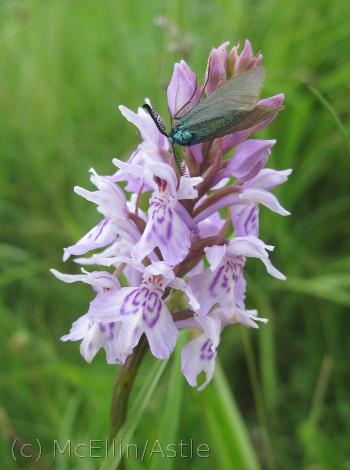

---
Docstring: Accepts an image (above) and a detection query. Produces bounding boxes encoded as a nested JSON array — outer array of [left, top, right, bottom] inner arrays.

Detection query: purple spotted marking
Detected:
[[159, 235, 167, 246], [209, 266, 225, 296], [209, 260, 243, 296], [144, 292, 162, 328], [166, 222, 172, 240], [90, 218, 109, 241], [200, 338, 215, 361], [120, 286, 162, 328], [132, 187, 190, 266], [107, 330, 114, 341], [121, 288, 139, 315], [244, 205, 259, 236]]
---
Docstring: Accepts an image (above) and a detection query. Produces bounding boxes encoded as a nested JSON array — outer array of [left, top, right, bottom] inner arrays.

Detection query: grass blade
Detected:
[[203, 360, 262, 470], [305, 83, 350, 158]]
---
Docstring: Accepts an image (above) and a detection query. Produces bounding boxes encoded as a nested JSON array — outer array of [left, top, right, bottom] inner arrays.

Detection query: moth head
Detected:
[[172, 129, 193, 145]]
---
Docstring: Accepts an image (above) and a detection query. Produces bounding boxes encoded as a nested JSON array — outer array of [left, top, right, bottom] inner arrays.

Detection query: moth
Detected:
[[143, 66, 284, 172]]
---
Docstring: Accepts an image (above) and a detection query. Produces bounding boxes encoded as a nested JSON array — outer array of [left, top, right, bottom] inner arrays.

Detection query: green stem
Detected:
[[109, 335, 149, 443]]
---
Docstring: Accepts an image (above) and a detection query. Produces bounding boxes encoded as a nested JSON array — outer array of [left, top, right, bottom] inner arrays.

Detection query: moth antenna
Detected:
[[173, 78, 198, 120], [199, 53, 212, 101], [143, 104, 168, 137]]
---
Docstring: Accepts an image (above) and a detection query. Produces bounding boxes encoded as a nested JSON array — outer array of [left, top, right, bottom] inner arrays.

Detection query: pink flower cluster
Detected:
[[52, 40, 291, 390]]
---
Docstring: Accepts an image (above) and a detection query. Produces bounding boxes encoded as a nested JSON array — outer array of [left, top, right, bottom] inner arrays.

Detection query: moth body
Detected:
[[142, 66, 284, 173]]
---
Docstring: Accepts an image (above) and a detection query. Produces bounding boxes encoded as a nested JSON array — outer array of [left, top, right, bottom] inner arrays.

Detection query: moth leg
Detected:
[[169, 109, 173, 132], [170, 52, 211, 121], [199, 53, 212, 102], [173, 78, 198, 120], [171, 143, 183, 176]]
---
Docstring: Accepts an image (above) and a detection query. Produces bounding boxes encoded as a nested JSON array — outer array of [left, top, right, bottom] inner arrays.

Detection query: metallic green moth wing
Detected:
[[176, 67, 266, 127], [222, 104, 285, 134], [169, 66, 284, 146], [180, 104, 285, 143]]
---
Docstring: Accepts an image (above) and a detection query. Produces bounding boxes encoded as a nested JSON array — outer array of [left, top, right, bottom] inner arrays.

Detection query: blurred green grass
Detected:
[[1, 0, 350, 468]]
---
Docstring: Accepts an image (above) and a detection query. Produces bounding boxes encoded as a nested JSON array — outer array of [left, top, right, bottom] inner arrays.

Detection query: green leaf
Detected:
[[56, 393, 83, 470], [202, 360, 262, 470], [149, 330, 187, 470], [277, 275, 350, 306]]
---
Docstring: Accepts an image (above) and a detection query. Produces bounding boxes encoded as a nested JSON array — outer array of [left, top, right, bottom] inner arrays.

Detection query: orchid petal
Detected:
[[119, 104, 168, 149], [240, 188, 290, 216], [50, 268, 120, 292], [61, 314, 129, 365], [131, 193, 191, 266], [204, 245, 227, 271], [187, 258, 244, 317], [177, 176, 202, 200], [195, 314, 221, 350], [87, 287, 178, 359], [63, 218, 118, 261], [181, 334, 217, 391], [167, 60, 200, 117], [205, 46, 227, 94], [261, 257, 286, 280], [231, 203, 260, 237], [227, 139, 275, 182], [80, 321, 128, 364], [244, 168, 292, 191], [234, 39, 254, 74]]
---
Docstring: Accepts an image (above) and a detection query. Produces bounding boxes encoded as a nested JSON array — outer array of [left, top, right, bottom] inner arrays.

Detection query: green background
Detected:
[[1, 0, 350, 468]]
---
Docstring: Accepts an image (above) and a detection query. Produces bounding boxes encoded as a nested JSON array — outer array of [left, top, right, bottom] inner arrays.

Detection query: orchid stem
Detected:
[[109, 335, 149, 446]]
